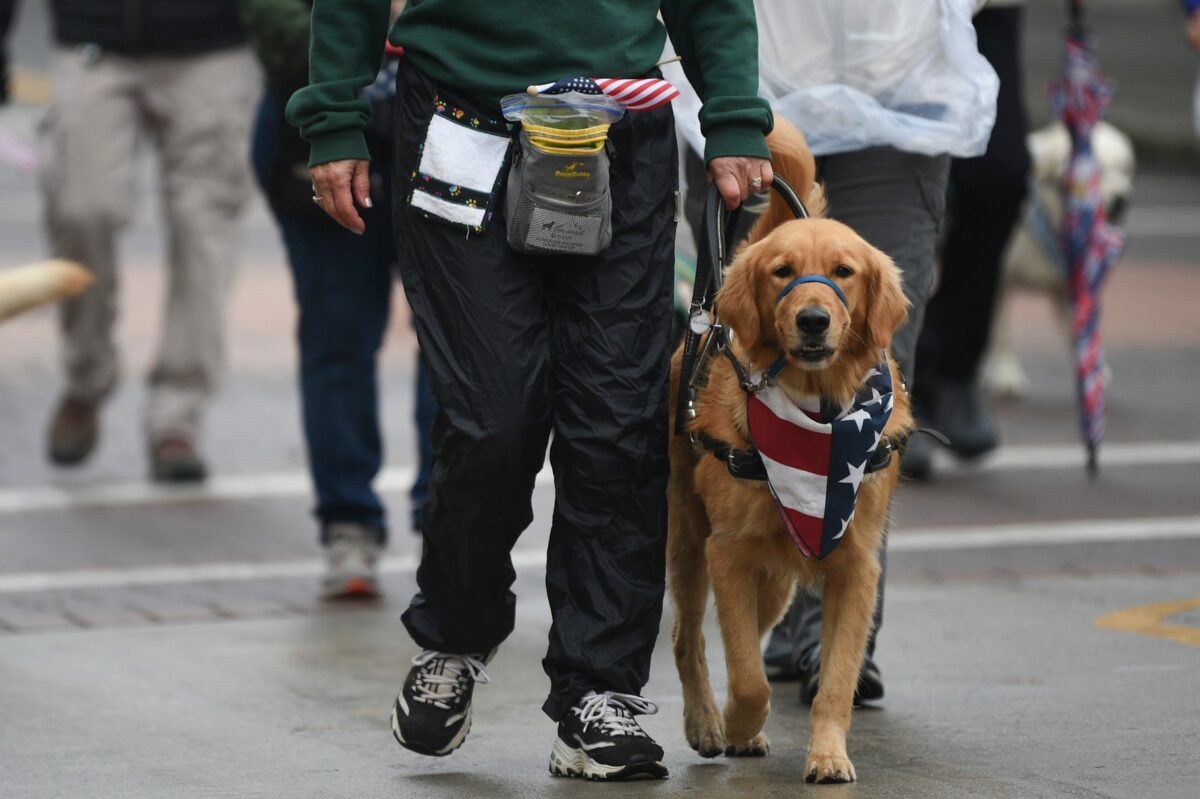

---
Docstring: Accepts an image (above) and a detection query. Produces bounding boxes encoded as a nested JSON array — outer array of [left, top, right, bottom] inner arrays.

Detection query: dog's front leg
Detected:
[[668, 496, 725, 757], [805, 555, 881, 784], [707, 536, 771, 757]]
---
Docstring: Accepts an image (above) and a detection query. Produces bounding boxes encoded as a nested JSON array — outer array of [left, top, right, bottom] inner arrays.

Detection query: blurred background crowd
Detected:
[[1, 2, 1199, 794], [0, 0, 1197, 597]]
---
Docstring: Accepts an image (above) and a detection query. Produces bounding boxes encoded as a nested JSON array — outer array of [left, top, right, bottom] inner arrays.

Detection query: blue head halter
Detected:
[[776, 275, 849, 308], [758, 275, 850, 383]]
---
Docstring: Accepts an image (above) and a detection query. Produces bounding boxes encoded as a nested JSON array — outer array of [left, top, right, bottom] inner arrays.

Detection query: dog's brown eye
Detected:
[[834, 264, 854, 278], [773, 265, 793, 278]]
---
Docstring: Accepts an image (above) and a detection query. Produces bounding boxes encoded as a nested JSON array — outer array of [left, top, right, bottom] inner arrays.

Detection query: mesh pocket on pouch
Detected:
[[506, 131, 612, 256]]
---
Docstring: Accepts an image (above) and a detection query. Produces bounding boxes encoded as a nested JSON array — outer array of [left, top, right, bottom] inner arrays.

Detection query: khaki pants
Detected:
[[42, 46, 256, 442]]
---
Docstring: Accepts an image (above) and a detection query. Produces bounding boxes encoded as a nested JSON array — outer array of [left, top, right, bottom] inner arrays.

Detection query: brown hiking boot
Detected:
[[150, 437, 208, 483], [47, 397, 99, 466]]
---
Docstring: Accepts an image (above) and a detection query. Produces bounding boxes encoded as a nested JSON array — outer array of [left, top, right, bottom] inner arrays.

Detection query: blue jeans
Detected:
[[251, 92, 434, 541]]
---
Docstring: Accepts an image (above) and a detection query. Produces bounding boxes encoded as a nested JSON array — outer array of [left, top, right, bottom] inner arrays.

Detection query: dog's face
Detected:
[[717, 219, 908, 372]]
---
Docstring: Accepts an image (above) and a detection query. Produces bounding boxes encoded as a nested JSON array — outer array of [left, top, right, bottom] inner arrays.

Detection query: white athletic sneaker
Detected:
[[320, 522, 382, 599]]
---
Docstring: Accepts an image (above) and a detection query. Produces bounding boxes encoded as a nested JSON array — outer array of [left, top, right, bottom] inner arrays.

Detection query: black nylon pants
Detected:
[[390, 61, 678, 721]]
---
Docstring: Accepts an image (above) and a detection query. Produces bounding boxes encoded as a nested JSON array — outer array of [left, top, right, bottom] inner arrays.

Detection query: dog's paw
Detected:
[[805, 752, 856, 784], [685, 713, 725, 758], [724, 732, 770, 758]]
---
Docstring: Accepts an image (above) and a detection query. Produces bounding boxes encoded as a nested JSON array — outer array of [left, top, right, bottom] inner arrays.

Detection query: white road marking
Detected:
[[0, 441, 1196, 516], [955, 440, 1200, 473], [889, 515, 1200, 552], [0, 465, 553, 515], [0, 549, 547, 593], [0, 516, 1196, 594]]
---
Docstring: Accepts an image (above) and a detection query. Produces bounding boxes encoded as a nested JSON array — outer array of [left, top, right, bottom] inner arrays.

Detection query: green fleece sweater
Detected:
[[286, 0, 772, 166]]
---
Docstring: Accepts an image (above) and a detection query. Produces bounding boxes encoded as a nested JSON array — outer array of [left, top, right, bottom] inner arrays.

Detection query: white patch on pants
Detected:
[[417, 114, 510, 193], [410, 190, 486, 228]]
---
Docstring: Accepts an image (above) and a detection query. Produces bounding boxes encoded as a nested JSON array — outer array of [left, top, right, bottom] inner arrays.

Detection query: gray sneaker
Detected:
[[321, 522, 383, 600]]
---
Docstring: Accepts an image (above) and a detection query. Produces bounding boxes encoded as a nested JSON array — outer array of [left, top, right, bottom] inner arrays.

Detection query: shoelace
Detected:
[[410, 650, 490, 709], [573, 691, 658, 737]]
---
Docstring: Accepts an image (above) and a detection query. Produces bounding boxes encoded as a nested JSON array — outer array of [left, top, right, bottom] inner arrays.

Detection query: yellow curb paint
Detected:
[[1095, 598, 1200, 647], [11, 68, 53, 106]]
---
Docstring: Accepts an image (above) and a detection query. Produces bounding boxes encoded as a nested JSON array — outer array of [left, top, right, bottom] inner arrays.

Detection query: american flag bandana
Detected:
[[529, 77, 681, 112], [745, 357, 894, 560]]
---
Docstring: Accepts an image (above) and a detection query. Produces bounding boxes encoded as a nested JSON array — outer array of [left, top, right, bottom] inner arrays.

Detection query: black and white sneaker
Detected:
[[391, 650, 490, 757], [549, 691, 668, 781]]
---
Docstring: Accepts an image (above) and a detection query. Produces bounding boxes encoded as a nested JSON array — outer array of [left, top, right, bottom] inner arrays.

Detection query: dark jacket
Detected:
[[238, 0, 310, 99], [50, 0, 246, 55]]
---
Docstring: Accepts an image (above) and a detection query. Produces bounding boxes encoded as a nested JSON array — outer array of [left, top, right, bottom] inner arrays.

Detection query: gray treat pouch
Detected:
[[506, 128, 613, 256]]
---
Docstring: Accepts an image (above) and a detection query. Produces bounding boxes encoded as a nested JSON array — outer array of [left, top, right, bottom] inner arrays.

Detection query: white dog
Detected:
[[982, 121, 1135, 398]]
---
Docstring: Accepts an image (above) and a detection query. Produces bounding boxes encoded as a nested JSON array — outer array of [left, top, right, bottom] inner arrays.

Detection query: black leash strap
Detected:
[[674, 177, 809, 437]]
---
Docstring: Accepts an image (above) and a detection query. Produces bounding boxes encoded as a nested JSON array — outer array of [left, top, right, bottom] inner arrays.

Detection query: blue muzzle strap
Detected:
[[776, 275, 849, 308], [759, 276, 850, 384]]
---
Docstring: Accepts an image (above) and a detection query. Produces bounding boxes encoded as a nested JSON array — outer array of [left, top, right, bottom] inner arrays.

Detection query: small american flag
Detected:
[[746, 359, 894, 559], [529, 76, 680, 112]]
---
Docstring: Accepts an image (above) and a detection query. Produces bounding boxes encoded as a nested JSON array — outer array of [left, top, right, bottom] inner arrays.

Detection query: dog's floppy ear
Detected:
[[716, 240, 766, 357], [865, 246, 909, 351]]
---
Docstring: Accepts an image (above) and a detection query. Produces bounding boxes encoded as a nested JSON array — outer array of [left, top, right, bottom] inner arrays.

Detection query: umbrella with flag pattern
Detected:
[[1049, 0, 1126, 477]]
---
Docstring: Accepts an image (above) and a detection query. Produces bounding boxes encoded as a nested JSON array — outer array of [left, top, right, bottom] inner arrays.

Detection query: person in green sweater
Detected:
[[289, 0, 772, 781]]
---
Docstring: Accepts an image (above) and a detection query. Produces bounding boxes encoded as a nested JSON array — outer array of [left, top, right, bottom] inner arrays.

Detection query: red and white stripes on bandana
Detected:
[[745, 357, 894, 560]]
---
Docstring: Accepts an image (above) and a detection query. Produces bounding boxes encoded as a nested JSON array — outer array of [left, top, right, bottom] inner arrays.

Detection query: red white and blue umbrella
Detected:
[[1049, 0, 1126, 476]]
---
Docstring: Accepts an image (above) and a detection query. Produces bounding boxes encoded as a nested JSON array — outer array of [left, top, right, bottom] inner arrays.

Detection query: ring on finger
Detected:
[[750, 176, 763, 190]]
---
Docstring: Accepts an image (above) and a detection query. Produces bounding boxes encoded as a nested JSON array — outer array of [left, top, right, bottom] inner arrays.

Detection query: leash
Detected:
[[674, 178, 809, 437]]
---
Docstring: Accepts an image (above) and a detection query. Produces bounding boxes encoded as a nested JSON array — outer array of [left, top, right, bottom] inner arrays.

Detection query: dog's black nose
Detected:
[[796, 307, 830, 335]]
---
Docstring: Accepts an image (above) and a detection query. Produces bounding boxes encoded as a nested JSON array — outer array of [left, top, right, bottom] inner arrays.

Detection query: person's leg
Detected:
[[540, 102, 678, 721], [291, 196, 393, 537], [788, 147, 950, 694], [276, 199, 393, 535], [41, 48, 140, 462], [821, 149, 950, 389], [914, 6, 1030, 451], [140, 48, 256, 471], [391, 63, 551, 660], [253, 91, 394, 595]]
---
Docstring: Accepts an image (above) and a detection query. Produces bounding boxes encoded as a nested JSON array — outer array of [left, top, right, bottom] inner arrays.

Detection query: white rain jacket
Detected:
[[667, 0, 1000, 158]]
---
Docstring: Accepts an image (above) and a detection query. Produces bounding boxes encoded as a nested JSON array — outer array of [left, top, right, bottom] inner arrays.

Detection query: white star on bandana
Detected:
[[840, 408, 873, 431], [839, 459, 867, 494], [833, 513, 854, 540]]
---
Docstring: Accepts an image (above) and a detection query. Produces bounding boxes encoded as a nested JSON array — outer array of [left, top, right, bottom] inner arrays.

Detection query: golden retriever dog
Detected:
[[667, 120, 912, 784]]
